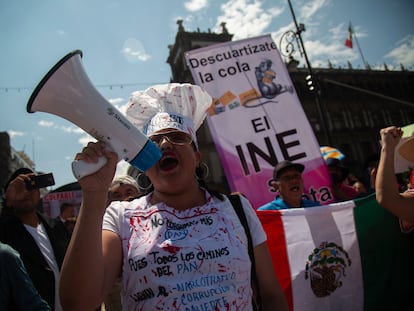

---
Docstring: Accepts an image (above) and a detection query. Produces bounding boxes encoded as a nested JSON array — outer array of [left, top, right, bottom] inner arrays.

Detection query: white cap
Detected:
[[110, 175, 139, 191], [126, 83, 212, 147]]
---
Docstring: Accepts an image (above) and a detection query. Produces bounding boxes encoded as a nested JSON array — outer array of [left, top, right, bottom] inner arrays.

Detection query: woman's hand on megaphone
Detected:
[[74, 141, 118, 193]]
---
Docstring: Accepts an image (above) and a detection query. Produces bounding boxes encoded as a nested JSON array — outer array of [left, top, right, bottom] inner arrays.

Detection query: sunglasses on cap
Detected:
[[149, 131, 193, 146]]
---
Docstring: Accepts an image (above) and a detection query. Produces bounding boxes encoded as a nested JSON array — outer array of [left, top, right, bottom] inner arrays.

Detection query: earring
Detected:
[[137, 173, 153, 192], [196, 162, 210, 180]]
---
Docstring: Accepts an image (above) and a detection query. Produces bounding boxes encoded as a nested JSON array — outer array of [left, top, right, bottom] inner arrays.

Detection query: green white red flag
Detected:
[[257, 194, 414, 310], [345, 24, 353, 48]]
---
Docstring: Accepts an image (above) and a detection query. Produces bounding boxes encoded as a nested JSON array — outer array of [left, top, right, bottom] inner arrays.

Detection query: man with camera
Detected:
[[0, 168, 70, 311]]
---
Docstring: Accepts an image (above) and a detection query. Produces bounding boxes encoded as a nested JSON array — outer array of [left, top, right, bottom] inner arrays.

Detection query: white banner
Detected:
[[42, 190, 82, 218], [185, 34, 333, 208]]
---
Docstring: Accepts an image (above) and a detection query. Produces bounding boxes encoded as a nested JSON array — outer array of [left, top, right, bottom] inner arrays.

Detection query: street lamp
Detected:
[[279, 0, 332, 145]]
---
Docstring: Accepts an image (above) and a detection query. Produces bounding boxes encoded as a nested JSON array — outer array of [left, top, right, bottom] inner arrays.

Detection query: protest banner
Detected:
[[42, 185, 82, 218], [185, 34, 333, 208]]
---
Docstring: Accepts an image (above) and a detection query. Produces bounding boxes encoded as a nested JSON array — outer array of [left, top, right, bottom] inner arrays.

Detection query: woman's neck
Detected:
[[151, 186, 206, 210]]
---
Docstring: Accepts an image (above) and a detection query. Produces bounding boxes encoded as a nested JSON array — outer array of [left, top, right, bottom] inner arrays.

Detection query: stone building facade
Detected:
[[166, 21, 414, 192]]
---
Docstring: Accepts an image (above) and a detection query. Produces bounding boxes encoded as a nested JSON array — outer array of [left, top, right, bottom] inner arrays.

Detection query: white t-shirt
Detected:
[[24, 223, 62, 311], [103, 191, 266, 311]]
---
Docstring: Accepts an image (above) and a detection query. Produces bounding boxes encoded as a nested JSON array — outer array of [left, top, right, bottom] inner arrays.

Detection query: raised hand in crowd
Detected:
[[376, 126, 414, 222]]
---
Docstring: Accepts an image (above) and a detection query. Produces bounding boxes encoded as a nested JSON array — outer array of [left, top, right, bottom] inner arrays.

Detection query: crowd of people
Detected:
[[0, 82, 412, 311]]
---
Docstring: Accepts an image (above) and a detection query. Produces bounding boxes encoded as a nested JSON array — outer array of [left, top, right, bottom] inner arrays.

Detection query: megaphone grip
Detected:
[[71, 157, 108, 180], [71, 140, 161, 180]]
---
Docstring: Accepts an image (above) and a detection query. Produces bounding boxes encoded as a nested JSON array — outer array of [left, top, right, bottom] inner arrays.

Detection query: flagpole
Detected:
[[350, 22, 369, 69]]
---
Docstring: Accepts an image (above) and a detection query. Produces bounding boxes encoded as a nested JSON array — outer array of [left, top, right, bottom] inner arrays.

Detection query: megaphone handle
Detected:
[[71, 156, 108, 180]]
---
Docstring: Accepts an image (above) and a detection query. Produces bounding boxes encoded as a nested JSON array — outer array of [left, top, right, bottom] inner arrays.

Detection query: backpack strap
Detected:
[[227, 194, 262, 310]]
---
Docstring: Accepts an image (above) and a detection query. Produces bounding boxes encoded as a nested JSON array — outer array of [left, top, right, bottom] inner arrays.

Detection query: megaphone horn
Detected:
[[27, 50, 161, 180]]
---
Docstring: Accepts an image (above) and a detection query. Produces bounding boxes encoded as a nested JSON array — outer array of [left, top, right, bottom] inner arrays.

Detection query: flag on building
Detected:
[[345, 24, 353, 48], [257, 193, 414, 311]]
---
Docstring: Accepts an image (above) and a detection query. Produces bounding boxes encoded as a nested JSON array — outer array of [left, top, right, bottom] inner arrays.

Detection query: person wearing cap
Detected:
[[325, 157, 359, 202], [0, 168, 70, 311], [258, 160, 320, 210], [376, 126, 414, 222], [60, 83, 289, 311], [107, 174, 141, 205]]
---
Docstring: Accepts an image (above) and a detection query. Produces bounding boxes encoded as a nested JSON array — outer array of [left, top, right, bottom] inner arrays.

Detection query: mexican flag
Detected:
[[345, 24, 353, 48], [257, 193, 414, 311]]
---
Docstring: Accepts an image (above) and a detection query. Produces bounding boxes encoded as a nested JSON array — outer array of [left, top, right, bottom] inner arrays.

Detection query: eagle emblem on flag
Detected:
[[305, 241, 352, 297]]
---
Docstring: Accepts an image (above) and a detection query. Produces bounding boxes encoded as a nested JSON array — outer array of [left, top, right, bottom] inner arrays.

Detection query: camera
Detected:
[[25, 173, 55, 190]]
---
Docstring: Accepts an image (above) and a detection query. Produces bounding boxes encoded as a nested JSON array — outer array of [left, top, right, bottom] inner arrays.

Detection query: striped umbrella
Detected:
[[320, 146, 345, 160]]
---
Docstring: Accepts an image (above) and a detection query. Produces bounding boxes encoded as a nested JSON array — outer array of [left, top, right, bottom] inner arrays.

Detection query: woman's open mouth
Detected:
[[159, 154, 179, 171]]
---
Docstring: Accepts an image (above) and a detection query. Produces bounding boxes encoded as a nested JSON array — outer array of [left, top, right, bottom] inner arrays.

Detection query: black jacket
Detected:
[[0, 212, 70, 310]]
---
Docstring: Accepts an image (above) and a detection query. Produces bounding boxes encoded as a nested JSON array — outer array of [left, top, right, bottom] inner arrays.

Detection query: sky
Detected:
[[1, 0, 413, 188]]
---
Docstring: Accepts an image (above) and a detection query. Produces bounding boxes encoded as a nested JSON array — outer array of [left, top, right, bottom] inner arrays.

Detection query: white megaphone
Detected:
[[27, 50, 161, 180]]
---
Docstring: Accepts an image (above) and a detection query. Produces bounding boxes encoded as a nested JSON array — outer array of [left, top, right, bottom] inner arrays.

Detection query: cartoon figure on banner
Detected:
[[243, 59, 293, 107], [256, 59, 281, 98]]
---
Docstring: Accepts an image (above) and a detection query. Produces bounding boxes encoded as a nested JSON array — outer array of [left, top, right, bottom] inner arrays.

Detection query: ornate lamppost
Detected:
[[279, 0, 332, 145]]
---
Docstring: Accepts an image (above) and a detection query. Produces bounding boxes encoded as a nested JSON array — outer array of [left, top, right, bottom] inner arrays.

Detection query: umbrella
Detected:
[[320, 146, 345, 161]]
